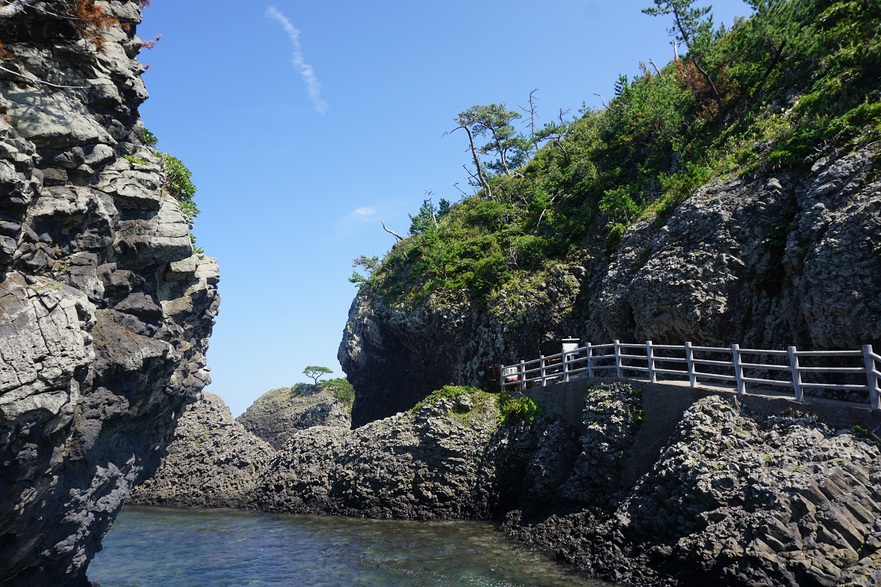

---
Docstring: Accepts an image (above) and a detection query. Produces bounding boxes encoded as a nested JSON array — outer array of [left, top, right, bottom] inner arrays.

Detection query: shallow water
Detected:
[[89, 507, 616, 586]]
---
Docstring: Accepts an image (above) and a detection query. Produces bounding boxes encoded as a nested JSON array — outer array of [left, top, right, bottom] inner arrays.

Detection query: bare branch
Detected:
[[593, 93, 607, 108], [424, 191, 438, 229], [381, 221, 404, 242], [558, 107, 570, 126], [649, 59, 662, 76], [446, 125, 492, 199], [518, 89, 540, 152]]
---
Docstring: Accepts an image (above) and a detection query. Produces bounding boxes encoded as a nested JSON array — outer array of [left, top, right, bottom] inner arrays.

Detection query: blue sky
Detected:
[[137, 0, 752, 416]]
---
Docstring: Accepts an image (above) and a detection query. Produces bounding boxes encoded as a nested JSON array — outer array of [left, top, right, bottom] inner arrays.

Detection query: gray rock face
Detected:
[[505, 390, 881, 587], [245, 380, 881, 584], [129, 393, 273, 509], [250, 391, 549, 520], [237, 385, 351, 450], [0, 3, 219, 585], [339, 147, 881, 426]]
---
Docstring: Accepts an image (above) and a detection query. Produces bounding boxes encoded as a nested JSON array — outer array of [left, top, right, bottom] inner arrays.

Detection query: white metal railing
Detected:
[[501, 340, 881, 410]]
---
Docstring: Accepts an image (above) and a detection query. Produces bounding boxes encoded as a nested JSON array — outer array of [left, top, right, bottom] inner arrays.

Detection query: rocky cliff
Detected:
[[339, 146, 881, 426], [250, 389, 549, 519], [0, 2, 219, 584], [506, 389, 881, 587], [128, 392, 272, 509], [249, 384, 881, 586], [237, 384, 351, 450]]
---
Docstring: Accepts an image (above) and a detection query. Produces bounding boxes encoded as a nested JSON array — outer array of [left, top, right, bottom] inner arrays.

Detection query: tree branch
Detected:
[[446, 125, 492, 199], [381, 221, 404, 242]]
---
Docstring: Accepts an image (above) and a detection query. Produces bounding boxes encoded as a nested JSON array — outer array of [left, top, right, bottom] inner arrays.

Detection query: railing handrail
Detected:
[[501, 340, 881, 411]]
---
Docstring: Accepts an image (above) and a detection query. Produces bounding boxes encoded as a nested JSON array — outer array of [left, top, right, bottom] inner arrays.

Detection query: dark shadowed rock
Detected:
[[504, 388, 881, 587]]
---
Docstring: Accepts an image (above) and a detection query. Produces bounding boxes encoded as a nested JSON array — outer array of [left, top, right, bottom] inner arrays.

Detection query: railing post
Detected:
[[562, 350, 570, 383], [732, 343, 745, 394], [614, 339, 622, 378], [788, 345, 803, 401], [540, 354, 547, 387], [499, 364, 505, 392], [685, 341, 696, 388], [646, 340, 656, 383], [864, 344, 880, 411], [519, 359, 526, 392], [586, 342, 594, 378]]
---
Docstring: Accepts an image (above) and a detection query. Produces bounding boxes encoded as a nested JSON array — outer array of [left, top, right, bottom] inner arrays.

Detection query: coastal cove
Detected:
[[2, 1, 881, 585], [89, 507, 614, 587]]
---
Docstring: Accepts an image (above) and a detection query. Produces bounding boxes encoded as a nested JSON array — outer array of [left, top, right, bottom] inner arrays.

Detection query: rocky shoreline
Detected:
[[131, 382, 881, 586]]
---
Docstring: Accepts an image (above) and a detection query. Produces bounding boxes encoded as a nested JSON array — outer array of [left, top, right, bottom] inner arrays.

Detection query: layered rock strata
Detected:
[[237, 385, 351, 450], [129, 392, 272, 509], [340, 147, 881, 425], [0, 2, 219, 584]]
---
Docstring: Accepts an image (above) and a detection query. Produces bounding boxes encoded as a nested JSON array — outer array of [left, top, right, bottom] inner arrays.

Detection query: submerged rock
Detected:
[[129, 393, 273, 509]]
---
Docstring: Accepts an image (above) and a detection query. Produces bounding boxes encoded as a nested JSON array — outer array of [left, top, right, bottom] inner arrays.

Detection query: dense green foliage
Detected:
[[359, 0, 880, 306], [322, 377, 355, 406], [411, 385, 483, 411], [409, 385, 544, 425], [159, 152, 198, 229], [498, 391, 545, 425]]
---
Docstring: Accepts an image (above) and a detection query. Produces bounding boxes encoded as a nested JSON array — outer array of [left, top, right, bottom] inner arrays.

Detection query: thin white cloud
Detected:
[[347, 207, 378, 223], [266, 5, 327, 114], [329, 207, 379, 242]]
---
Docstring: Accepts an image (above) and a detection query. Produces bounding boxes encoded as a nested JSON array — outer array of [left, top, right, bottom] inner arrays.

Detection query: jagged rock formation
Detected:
[[505, 390, 881, 587], [249, 382, 881, 585], [250, 391, 550, 519], [129, 392, 273, 508], [339, 147, 881, 426], [0, 2, 219, 585], [237, 384, 351, 450]]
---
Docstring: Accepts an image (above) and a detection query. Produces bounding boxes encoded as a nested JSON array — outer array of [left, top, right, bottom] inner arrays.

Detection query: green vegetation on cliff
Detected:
[[359, 0, 880, 306]]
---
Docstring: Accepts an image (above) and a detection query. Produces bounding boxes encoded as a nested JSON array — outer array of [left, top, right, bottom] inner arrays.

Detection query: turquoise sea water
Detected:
[[89, 507, 615, 587]]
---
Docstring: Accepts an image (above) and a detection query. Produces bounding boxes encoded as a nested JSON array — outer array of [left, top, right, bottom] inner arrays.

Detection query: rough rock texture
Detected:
[[128, 392, 273, 508], [505, 390, 881, 587], [247, 381, 881, 584], [250, 391, 552, 520], [0, 3, 219, 585], [237, 385, 351, 450], [339, 147, 881, 426]]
